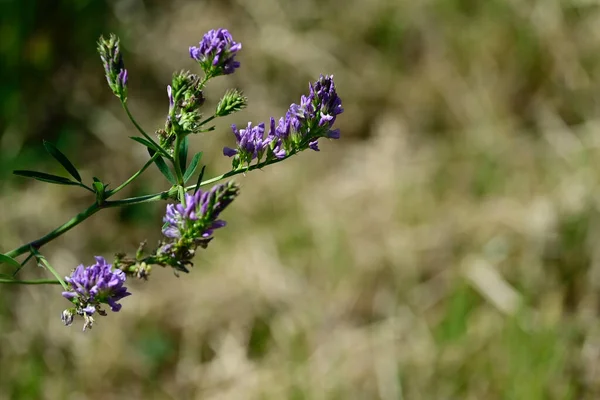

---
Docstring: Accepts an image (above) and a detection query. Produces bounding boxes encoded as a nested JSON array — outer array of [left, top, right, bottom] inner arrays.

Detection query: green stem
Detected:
[[0, 278, 61, 285], [121, 101, 168, 159], [199, 115, 216, 126], [107, 153, 160, 198], [78, 183, 96, 194], [12, 251, 35, 277], [5, 203, 101, 259], [4, 152, 297, 261], [189, 150, 298, 188], [32, 249, 67, 290]]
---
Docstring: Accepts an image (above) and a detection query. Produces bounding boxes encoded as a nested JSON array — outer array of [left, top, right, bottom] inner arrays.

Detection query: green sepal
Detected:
[[183, 152, 203, 183], [0, 254, 21, 269], [13, 170, 80, 186], [43, 140, 82, 182]]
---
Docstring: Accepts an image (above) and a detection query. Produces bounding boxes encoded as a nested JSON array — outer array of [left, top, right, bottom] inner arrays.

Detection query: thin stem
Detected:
[[12, 251, 35, 277], [189, 151, 297, 189], [79, 183, 96, 194], [32, 249, 67, 290], [0, 278, 61, 285], [121, 101, 168, 159], [107, 153, 160, 197], [199, 115, 216, 126], [4, 152, 297, 260], [109, 151, 298, 208], [5, 203, 101, 259]]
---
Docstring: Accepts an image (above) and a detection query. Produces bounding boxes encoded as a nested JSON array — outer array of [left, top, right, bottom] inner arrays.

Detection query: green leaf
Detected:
[[183, 152, 203, 183], [0, 254, 21, 269], [130, 136, 169, 158], [13, 170, 79, 186], [179, 135, 189, 173], [149, 149, 176, 185], [43, 140, 82, 182], [194, 165, 206, 194]]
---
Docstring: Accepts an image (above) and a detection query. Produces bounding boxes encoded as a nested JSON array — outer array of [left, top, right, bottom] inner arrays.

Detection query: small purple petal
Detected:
[[223, 147, 238, 157], [327, 129, 341, 139]]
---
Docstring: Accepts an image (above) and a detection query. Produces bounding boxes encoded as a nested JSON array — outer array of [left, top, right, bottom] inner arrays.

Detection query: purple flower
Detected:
[[63, 256, 131, 313], [190, 29, 241, 76], [267, 117, 290, 159], [162, 182, 239, 241], [167, 85, 174, 111], [62, 256, 131, 330], [313, 74, 344, 126], [223, 75, 343, 168], [223, 122, 272, 163]]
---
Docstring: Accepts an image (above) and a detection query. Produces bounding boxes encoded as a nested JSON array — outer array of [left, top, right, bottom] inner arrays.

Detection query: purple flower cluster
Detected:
[[289, 74, 343, 148], [163, 182, 238, 240], [62, 256, 131, 331], [223, 75, 343, 168], [189, 29, 241, 76], [156, 182, 240, 273]]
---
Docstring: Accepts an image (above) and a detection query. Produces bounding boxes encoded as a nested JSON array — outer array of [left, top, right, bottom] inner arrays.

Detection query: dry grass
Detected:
[[3, 0, 600, 398]]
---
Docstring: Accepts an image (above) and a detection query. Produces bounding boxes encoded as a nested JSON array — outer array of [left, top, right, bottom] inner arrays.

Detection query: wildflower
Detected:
[[156, 182, 240, 272], [97, 34, 128, 100], [189, 28, 241, 77], [223, 122, 271, 168], [223, 75, 343, 168], [61, 256, 131, 331], [287, 74, 343, 149], [162, 181, 239, 240]]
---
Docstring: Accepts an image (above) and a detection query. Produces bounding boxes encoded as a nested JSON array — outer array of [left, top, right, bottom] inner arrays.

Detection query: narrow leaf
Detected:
[[152, 155, 176, 185], [13, 170, 79, 186], [183, 152, 203, 183], [43, 140, 82, 182], [179, 135, 189, 173], [194, 165, 206, 194], [130, 136, 169, 157], [0, 254, 21, 269]]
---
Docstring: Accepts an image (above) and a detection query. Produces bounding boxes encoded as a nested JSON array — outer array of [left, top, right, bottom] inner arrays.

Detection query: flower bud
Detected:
[[97, 34, 128, 101]]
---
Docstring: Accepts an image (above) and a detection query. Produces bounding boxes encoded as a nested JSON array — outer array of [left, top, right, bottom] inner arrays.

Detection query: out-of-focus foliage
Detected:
[[3, 0, 600, 398]]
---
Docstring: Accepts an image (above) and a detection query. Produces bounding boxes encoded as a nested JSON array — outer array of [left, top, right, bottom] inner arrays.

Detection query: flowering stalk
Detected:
[[3, 153, 295, 262], [1, 28, 343, 332], [223, 75, 343, 170]]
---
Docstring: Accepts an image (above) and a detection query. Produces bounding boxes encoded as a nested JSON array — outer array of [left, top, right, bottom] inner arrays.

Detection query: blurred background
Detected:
[[2, 0, 600, 398]]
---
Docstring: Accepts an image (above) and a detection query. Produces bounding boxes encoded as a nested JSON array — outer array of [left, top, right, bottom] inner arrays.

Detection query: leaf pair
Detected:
[[13, 141, 84, 187], [176, 136, 203, 183], [147, 146, 202, 185]]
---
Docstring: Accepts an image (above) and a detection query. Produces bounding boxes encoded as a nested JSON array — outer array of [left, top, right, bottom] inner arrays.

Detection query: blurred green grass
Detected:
[[3, 0, 600, 398]]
